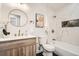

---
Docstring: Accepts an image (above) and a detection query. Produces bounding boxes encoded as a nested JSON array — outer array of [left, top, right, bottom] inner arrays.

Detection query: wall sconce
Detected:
[[53, 16, 56, 18], [3, 28, 10, 36], [2, 22, 10, 36], [30, 20, 34, 24], [51, 29, 54, 33]]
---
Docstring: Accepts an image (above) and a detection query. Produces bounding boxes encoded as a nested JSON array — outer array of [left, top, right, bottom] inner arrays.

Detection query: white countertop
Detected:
[[0, 35, 36, 42]]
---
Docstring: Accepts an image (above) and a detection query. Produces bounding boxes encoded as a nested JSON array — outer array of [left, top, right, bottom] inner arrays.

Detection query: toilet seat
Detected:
[[43, 44, 55, 52]]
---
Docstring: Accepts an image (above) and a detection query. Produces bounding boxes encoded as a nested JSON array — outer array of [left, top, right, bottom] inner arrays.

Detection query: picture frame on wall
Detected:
[[62, 19, 79, 27], [35, 13, 44, 28]]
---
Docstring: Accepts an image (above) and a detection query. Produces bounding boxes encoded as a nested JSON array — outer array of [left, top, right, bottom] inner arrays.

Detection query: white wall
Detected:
[[0, 4, 1, 22], [55, 4, 79, 46]]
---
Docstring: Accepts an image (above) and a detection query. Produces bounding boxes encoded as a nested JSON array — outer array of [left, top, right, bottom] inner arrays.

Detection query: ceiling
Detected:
[[45, 3, 71, 12], [27, 3, 71, 12]]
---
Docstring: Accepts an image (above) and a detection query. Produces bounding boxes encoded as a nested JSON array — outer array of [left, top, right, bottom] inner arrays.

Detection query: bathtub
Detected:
[[53, 41, 79, 56]]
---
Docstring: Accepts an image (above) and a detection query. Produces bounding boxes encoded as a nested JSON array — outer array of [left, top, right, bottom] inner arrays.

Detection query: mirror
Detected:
[[9, 9, 28, 27]]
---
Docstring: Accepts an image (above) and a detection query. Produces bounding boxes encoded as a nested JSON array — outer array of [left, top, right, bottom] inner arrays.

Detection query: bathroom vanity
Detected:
[[0, 36, 36, 56]]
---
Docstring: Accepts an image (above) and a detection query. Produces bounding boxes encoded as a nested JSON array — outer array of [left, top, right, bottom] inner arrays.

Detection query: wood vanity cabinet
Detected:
[[0, 38, 36, 56]]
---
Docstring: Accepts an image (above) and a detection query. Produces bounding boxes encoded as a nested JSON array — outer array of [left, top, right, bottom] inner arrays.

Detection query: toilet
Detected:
[[37, 37, 55, 56], [42, 43, 55, 56]]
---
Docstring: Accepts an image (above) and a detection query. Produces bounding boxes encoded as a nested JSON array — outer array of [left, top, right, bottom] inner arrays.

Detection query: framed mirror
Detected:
[[9, 9, 28, 27]]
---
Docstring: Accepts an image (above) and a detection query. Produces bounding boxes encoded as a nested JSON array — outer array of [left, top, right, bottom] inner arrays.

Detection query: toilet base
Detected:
[[43, 51, 53, 56]]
